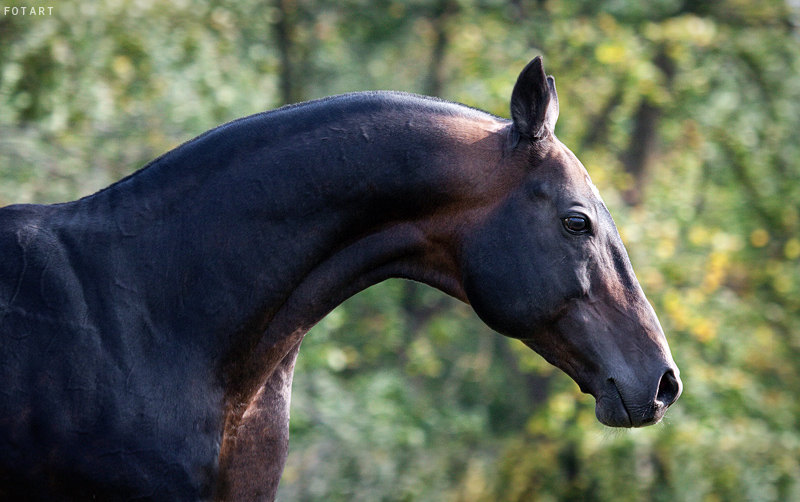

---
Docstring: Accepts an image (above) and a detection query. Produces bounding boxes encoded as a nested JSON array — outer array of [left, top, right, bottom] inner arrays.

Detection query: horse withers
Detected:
[[0, 57, 680, 500]]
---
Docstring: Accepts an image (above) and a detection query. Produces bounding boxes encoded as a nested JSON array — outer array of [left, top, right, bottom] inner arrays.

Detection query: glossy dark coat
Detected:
[[0, 58, 680, 500]]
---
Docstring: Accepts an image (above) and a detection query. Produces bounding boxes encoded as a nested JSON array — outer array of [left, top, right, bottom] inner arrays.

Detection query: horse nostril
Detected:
[[656, 369, 681, 407]]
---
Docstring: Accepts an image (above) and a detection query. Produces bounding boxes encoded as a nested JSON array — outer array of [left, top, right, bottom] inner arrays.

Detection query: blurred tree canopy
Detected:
[[2, 0, 799, 500]]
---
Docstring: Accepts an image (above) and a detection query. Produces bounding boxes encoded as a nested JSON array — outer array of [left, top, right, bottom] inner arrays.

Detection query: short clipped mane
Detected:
[[83, 91, 501, 202]]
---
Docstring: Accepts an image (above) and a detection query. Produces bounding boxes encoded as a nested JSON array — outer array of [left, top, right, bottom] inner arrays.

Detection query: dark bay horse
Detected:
[[0, 57, 680, 500]]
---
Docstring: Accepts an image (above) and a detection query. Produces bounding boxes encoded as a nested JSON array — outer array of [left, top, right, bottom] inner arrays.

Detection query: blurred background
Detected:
[[1, 1, 799, 500]]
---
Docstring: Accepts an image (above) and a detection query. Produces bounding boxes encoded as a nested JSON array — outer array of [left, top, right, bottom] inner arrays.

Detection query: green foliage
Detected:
[[2, 1, 799, 500]]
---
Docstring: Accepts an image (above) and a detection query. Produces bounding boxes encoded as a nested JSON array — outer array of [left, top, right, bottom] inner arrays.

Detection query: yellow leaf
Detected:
[[595, 44, 627, 65], [784, 238, 800, 260], [689, 225, 711, 246], [691, 318, 717, 343], [750, 228, 769, 248]]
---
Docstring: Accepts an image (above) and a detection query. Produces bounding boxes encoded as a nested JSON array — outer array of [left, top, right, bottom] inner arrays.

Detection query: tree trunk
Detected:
[[424, 0, 459, 96], [619, 49, 674, 206], [274, 0, 298, 104]]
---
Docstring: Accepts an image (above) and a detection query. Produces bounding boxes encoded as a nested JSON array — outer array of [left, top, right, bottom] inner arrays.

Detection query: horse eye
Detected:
[[562, 215, 590, 234]]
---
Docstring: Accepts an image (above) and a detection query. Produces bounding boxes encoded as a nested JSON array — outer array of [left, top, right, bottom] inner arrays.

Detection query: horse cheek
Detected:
[[461, 226, 550, 338]]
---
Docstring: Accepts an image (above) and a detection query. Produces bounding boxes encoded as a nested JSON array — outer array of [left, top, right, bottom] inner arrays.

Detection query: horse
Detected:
[[0, 57, 681, 500]]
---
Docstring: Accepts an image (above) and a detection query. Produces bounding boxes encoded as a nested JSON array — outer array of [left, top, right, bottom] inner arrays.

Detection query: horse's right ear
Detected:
[[510, 56, 557, 141]]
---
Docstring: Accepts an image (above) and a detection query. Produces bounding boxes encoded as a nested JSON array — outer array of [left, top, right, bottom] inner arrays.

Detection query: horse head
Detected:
[[460, 57, 681, 427]]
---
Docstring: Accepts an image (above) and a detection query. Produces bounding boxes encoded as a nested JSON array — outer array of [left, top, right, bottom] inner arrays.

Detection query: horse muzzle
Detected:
[[594, 367, 682, 428]]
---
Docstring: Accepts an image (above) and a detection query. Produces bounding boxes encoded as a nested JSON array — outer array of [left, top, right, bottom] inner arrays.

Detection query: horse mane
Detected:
[[82, 91, 501, 202]]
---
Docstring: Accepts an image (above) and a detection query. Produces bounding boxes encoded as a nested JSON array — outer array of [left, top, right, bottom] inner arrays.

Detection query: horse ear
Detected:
[[510, 56, 559, 140], [545, 75, 559, 132]]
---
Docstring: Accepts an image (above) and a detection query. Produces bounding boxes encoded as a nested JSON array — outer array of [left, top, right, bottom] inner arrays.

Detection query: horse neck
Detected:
[[63, 94, 511, 396]]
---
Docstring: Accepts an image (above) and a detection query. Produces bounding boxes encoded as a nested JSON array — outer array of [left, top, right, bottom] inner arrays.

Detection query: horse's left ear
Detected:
[[510, 56, 559, 140]]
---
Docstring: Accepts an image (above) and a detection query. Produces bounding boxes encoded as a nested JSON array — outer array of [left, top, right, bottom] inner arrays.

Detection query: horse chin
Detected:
[[594, 380, 633, 428], [593, 379, 666, 428]]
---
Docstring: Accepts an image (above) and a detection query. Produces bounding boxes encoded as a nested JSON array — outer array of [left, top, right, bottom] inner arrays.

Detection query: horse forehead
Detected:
[[582, 171, 603, 202], [550, 140, 604, 202]]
